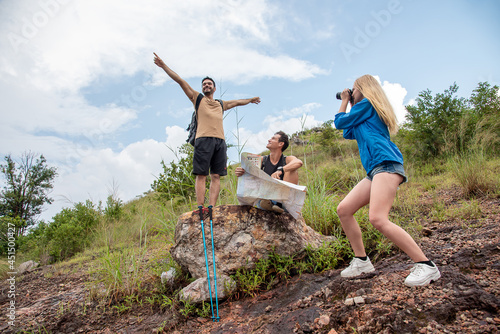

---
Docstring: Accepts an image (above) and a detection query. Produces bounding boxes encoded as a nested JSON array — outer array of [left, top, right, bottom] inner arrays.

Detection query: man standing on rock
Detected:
[[154, 53, 261, 211], [235, 131, 303, 213]]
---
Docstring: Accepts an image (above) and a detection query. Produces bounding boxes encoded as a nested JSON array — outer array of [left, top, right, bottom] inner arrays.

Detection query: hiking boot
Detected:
[[404, 262, 441, 287], [193, 206, 210, 220], [341, 257, 375, 278]]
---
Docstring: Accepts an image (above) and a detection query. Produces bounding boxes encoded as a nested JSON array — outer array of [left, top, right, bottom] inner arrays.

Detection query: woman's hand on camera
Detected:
[[341, 88, 352, 101]]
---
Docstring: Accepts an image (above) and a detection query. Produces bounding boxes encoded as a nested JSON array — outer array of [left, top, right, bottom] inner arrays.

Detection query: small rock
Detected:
[[17, 260, 39, 275], [301, 322, 313, 333], [353, 296, 365, 305], [478, 280, 490, 287], [180, 274, 236, 303], [265, 305, 272, 313], [161, 268, 177, 286], [422, 228, 433, 236], [318, 314, 330, 326], [344, 298, 354, 306]]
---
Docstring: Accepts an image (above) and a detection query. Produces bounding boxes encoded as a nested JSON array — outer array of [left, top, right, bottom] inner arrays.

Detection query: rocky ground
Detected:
[[1, 192, 499, 333]]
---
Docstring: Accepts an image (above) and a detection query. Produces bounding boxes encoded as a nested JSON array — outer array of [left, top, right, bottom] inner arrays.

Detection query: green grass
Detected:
[[231, 240, 352, 298]]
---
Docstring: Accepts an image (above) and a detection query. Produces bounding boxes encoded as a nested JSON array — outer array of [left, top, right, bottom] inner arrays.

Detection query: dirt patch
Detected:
[[1, 197, 499, 333]]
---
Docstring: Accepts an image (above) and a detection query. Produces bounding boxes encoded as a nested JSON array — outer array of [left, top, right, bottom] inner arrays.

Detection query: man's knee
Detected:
[[196, 174, 207, 182]]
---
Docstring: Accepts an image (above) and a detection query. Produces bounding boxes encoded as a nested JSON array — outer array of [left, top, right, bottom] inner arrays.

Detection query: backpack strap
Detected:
[[195, 94, 223, 113], [261, 155, 268, 170], [280, 155, 287, 167], [195, 93, 204, 112], [215, 99, 223, 111]]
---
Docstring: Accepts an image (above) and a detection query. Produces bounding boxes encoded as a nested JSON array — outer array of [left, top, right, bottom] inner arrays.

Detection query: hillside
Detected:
[[1, 188, 499, 333]]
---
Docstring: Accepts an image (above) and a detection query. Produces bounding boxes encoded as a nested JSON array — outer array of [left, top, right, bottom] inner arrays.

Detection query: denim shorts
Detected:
[[366, 161, 407, 184]]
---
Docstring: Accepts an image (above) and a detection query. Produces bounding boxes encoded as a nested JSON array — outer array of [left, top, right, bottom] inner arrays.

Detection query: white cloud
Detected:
[[226, 107, 322, 162], [381, 80, 408, 125], [370, 76, 408, 125], [1, 0, 322, 91], [283, 102, 322, 116]]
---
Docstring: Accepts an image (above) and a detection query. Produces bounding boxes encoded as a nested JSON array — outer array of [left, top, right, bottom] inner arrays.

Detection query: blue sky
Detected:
[[1, 0, 499, 222]]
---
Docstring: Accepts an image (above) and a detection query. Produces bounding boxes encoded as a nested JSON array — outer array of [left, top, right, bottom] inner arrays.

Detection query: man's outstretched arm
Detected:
[[153, 52, 196, 100], [224, 97, 261, 110]]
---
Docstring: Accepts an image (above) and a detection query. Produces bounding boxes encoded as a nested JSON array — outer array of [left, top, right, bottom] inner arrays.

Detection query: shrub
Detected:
[[151, 144, 197, 201], [18, 200, 100, 262], [450, 150, 496, 197]]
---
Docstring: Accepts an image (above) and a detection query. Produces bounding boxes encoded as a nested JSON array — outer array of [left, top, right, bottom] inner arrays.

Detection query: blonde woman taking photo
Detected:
[[334, 74, 441, 287]]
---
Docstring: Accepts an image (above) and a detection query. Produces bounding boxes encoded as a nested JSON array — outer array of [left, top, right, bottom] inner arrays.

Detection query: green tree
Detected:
[[151, 144, 196, 200], [401, 83, 466, 160], [466, 82, 500, 155], [0, 152, 57, 236]]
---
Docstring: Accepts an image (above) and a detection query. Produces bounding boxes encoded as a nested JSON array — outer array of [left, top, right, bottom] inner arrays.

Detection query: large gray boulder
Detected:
[[170, 205, 334, 280]]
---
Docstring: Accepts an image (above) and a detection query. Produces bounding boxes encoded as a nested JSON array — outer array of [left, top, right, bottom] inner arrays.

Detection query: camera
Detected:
[[336, 89, 352, 100]]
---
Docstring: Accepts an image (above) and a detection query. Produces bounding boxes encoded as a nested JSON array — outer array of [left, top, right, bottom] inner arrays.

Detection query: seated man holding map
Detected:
[[235, 131, 303, 213]]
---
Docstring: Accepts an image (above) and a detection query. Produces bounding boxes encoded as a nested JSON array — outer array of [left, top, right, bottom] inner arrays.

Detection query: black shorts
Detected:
[[193, 137, 227, 176]]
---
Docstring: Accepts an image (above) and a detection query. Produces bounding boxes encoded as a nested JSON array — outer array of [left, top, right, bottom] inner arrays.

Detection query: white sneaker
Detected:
[[341, 257, 375, 278], [404, 262, 441, 287]]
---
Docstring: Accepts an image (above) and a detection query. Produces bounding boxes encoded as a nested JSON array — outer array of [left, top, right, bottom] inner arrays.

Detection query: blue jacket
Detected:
[[334, 98, 403, 175]]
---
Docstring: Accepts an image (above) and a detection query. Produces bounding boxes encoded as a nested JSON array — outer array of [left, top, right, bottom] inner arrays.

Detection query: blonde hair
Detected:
[[354, 74, 399, 134]]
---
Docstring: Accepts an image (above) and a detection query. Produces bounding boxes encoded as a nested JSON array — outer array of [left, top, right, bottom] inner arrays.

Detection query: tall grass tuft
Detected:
[[93, 245, 147, 302], [301, 170, 343, 236], [450, 150, 496, 197]]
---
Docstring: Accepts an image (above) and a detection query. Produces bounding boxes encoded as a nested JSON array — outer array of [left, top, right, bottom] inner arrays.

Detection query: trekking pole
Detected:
[[208, 205, 220, 322], [199, 206, 215, 319]]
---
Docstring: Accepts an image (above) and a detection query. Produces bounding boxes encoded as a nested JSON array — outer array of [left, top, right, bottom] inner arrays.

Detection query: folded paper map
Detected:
[[236, 152, 307, 219]]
